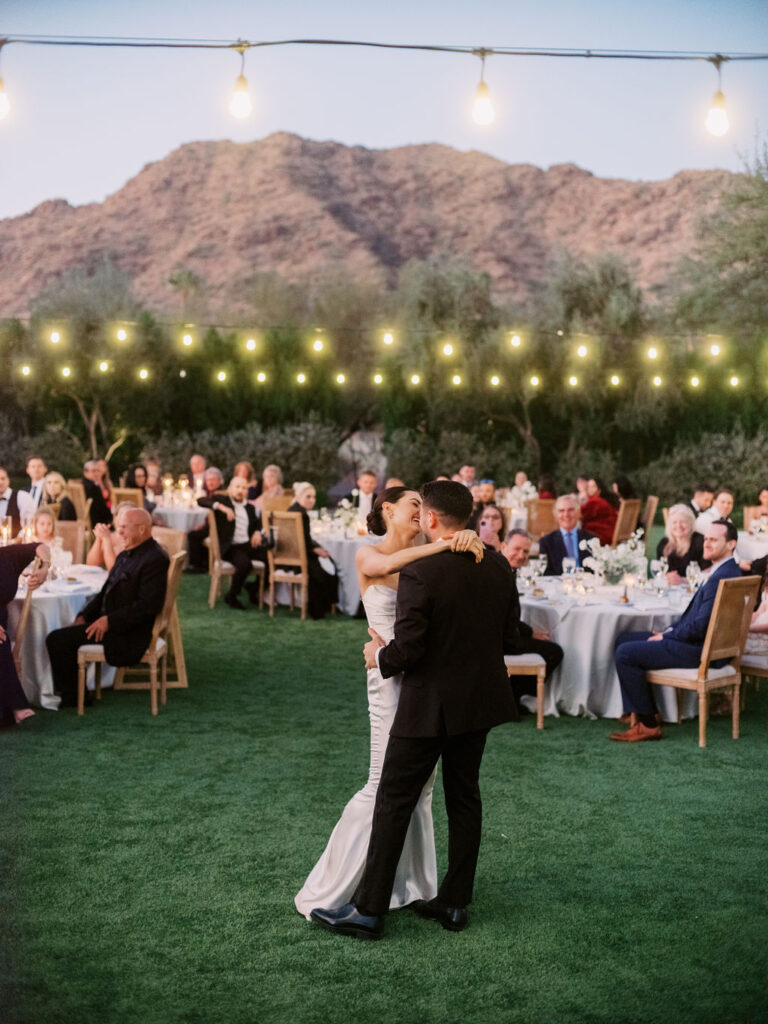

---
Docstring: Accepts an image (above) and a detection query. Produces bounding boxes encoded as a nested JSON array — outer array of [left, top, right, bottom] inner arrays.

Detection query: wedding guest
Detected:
[[254, 465, 284, 512], [186, 468, 227, 572], [0, 541, 50, 727], [469, 480, 496, 530], [81, 460, 112, 527], [575, 476, 589, 505], [537, 474, 557, 500], [342, 471, 378, 521], [612, 520, 741, 742], [144, 458, 163, 498], [0, 467, 34, 536], [95, 458, 114, 509], [24, 456, 48, 509], [32, 508, 57, 544], [695, 488, 734, 534], [612, 475, 638, 501], [288, 482, 338, 620], [656, 504, 708, 584], [86, 503, 133, 570], [234, 461, 259, 501], [41, 472, 77, 521], [202, 467, 224, 498], [188, 454, 206, 491], [501, 528, 564, 715], [477, 506, 505, 551], [199, 475, 267, 610], [539, 494, 597, 575], [744, 576, 768, 654], [580, 477, 618, 545], [686, 483, 715, 519], [743, 486, 768, 532], [457, 464, 476, 488], [124, 464, 156, 513], [46, 508, 168, 708]]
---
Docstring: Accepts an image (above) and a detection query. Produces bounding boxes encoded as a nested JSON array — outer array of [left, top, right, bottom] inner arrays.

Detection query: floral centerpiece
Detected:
[[509, 480, 538, 509], [579, 530, 646, 585], [334, 497, 360, 528], [749, 514, 768, 536]]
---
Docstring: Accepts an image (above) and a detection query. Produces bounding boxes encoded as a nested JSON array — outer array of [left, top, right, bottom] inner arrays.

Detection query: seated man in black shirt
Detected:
[[46, 507, 168, 707]]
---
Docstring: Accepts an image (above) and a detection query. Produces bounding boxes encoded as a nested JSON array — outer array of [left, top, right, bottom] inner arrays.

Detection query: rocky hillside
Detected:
[[0, 133, 732, 316]]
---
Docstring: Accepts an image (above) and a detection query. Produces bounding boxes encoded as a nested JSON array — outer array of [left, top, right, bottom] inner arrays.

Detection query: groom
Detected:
[[310, 480, 519, 939]]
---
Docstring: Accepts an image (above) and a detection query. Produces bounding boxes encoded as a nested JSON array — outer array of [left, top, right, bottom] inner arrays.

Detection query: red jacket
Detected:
[[580, 496, 617, 545]]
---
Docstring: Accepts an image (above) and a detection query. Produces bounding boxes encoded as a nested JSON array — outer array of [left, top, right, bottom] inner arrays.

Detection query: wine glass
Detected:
[[562, 557, 576, 576], [685, 562, 701, 591]]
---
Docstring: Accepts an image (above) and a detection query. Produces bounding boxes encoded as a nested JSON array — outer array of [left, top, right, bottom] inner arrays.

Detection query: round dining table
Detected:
[[7, 565, 112, 710], [519, 575, 697, 722], [153, 504, 208, 532], [309, 526, 374, 616]]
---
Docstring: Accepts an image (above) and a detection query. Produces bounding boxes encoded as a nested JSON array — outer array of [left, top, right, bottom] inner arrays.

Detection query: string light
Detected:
[[652, 375, 662, 387], [568, 375, 578, 387], [647, 346, 658, 360], [709, 343, 721, 356], [373, 373, 384, 384], [138, 368, 149, 380], [61, 366, 71, 378], [705, 56, 729, 136], [50, 330, 61, 344], [229, 43, 252, 119], [256, 371, 267, 383], [245, 337, 257, 351], [296, 372, 306, 384], [576, 344, 588, 358], [21, 364, 31, 376], [182, 332, 194, 347], [490, 374, 500, 387], [690, 375, 700, 387], [116, 327, 128, 342], [98, 361, 109, 372], [442, 342, 454, 356], [610, 374, 621, 386], [383, 331, 394, 346], [729, 375, 739, 387], [335, 373, 346, 384], [410, 373, 421, 385], [529, 375, 540, 387], [313, 338, 324, 352], [452, 374, 462, 386], [509, 333, 522, 349], [179, 369, 187, 378], [216, 370, 227, 382], [472, 51, 494, 126]]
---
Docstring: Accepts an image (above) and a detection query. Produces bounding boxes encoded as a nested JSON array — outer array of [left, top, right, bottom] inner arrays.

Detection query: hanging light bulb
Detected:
[[705, 56, 729, 137], [0, 77, 9, 121], [229, 44, 253, 119], [472, 51, 495, 126]]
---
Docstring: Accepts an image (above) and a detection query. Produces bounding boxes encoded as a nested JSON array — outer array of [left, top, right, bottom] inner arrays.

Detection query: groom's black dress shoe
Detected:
[[309, 903, 383, 940], [412, 898, 468, 932]]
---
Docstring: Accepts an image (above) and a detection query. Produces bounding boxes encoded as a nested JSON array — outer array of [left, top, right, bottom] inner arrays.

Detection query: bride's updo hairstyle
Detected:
[[367, 486, 409, 536]]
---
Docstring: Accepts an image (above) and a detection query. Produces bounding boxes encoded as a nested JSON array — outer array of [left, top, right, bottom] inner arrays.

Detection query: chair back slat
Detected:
[[700, 575, 761, 672], [611, 498, 642, 547], [151, 525, 187, 559], [150, 552, 186, 646], [112, 487, 144, 508], [205, 509, 223, 564], [66, 479, 88, 520], [640, 495, 658, 536], [265, 510, 307, 570], [261, 494, 294, 517], [12, 587, 35, 675], [662, 507, 669, 528], [526, 499, 556, 540], [55, 520, 85, 564]]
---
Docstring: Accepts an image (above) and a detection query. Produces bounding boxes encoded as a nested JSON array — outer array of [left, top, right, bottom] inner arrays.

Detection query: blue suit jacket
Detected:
[[668, 557, 741, 646], [540, 528, 596, 576]]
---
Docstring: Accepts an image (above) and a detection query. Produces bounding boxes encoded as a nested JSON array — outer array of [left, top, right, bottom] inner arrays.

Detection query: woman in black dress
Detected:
[[288, 482, 338, 620], [656, 503, 708, 583], [0, 542, 50, 727]]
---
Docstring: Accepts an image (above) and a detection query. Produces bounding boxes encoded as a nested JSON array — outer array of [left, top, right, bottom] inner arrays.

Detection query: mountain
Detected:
[[0, 133, 732, 316]]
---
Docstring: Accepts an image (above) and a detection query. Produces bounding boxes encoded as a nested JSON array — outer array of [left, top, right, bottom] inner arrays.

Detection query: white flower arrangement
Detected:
[[750, 514, 768, 536], [334, 498, 360, 528], [579, 529, 646, 583]]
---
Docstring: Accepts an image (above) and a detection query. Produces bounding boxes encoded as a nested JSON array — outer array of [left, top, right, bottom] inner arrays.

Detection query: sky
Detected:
[[0, 0, 766, 221]]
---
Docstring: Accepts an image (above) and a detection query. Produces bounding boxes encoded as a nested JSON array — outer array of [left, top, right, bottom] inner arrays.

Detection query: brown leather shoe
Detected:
[[609, 722, 663, 742]]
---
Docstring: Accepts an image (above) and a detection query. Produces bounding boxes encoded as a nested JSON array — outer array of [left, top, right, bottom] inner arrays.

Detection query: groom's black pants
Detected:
[[353, 727, 489, 915]]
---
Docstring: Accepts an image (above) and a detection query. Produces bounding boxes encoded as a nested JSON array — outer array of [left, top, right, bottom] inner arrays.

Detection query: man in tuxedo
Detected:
[[24, 456, 48, 510], [0, 467, 34, 536], [457, 464, 476, 488], [502, 529, 564, 713], [310, 481, 518, 940], [199, 475, 267, 609], [539, 494, 596, 576], [686, 483, 714, 519], [611, 519, 742, 742], [82, 460, 112, 527], [342, 470, 378, 523], [46, 508, 168, 707]]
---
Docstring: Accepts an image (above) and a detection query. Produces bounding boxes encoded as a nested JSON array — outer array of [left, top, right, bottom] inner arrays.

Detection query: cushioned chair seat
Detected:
[[741, 654, 768, 670], [648, 664, 735, 682], [504, 653, 546, 667]]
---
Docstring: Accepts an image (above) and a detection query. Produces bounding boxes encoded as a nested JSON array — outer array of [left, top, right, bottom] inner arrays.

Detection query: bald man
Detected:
[[46, 508, 169, 707]]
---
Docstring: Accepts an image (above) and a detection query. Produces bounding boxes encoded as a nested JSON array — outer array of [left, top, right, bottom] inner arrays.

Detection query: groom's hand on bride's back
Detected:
[[450, 530, 484, 563], [363, 628, 385, 669]]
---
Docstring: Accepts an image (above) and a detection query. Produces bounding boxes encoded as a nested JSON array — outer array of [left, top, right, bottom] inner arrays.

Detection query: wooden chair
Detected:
[[144, 526, 190, 690], [11, 587, 35, 677], [260, 493, 294, 517], [640, 495, 659, 554], [205, 509, 265, 610], [40, 501, 61, 519], [112, 487, 144, 508], [505, 654, 547, 730], [611, 498, 641, 547], [76, 552, 186, 716], [151, 525, 187, 558], [645, 575, 760, 747], [526, 499, 556, 540], [66, 479, 88, 520], [265, 510, 309, 619], [55, 520, 85, 564], [662, 507, 669, 528]]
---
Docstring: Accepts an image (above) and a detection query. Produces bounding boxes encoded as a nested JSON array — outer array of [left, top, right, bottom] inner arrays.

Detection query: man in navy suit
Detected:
[[611, 519, 741, 742], [539, 494, 596, 575]]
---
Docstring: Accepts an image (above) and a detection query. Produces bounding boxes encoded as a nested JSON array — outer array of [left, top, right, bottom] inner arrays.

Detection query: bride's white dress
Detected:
[[294, 584, 437, 919]]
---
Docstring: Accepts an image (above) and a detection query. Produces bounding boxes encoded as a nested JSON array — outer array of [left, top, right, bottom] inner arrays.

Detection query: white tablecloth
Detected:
[[153, 505, 208, 532], [7, 566, 113, 710], [736, 531, 768, 565], [519, 577, 697, 722], [314, 532, 376, 615]]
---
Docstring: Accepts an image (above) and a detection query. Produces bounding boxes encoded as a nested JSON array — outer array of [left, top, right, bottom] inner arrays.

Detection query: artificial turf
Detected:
[[3, 575, 767, 1024]]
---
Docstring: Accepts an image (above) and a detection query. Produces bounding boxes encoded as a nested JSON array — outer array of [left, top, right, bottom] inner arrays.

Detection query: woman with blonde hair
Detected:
[[32, 507, 57, 544], [656, 503, 708, 584], [41, 472, 77, 521], [254, 464, 283, 511]]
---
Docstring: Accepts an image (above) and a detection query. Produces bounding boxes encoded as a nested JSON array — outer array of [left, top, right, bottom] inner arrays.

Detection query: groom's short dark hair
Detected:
[[420, 480, 473, 527]]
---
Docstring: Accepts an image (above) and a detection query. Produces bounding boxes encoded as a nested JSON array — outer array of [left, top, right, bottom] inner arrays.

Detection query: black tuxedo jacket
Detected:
[[342, 490, 378, 506], [508, 567, 533, 639], [80, 537, 169, 665], [378, 547, 519, 738], [539, 528, 596, 576], [82, 477, 112, 527], [199, 495, 261, 552]]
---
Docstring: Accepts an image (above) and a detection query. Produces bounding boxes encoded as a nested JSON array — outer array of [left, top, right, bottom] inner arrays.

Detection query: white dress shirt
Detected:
[[357, 491, 374, 522], [0, 488, 34, 523], [231, 500, 250, 545], [26, 479, 46, 508]]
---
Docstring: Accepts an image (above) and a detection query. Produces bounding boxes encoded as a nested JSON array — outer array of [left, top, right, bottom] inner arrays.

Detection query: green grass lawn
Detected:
[[3, 573, 767, 1024]]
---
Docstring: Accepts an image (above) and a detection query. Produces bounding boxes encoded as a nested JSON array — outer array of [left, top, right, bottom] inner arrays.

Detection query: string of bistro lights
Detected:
[[0, 34, 766, 133], [3, 319, 755, 392]]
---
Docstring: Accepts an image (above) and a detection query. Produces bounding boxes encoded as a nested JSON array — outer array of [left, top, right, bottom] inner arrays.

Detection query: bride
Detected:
[[295, 485, 483, 919]]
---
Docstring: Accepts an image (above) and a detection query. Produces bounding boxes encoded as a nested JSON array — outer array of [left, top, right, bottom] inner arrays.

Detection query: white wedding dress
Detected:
[[295, 584, 438, 919]]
